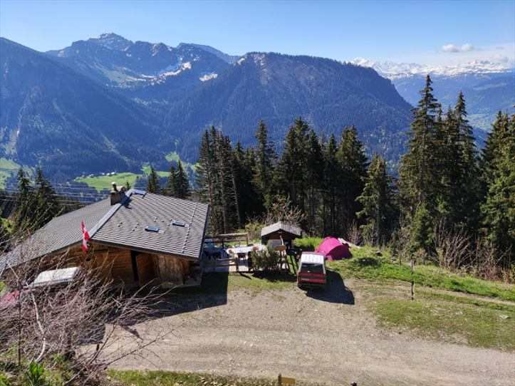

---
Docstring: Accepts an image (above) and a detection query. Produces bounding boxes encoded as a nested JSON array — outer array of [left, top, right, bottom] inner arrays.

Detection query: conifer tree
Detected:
[[174, 161, 190, 199], [13, 168, 36, 234], [305, 130, 324, 233], [399, 75, 442, 215], [196, 127, 238, 234], [146, 166, 160, 193], [482, 113, 515, 266], [321, 134, 340, 235], [165, 165, 177, 196], [233, 143, 262, 226], [453, 92, 481, 232], [254, 120, 277, 208], [336, 126, 368, 236], [357, 155, 397, 246], [398, 75, 446, 260], [33, 167, 61, 230], [275, 118, 311, 214]]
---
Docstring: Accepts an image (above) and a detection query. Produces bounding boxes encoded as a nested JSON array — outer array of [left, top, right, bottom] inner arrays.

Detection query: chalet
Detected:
[[0, 187, 209, 288]]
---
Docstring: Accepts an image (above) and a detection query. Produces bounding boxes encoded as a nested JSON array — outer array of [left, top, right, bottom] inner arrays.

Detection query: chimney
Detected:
[[110, 182, 122, 205]]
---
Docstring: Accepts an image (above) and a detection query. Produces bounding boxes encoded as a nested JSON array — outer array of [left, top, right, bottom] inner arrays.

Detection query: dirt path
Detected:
[[113, 279, 515, 386]]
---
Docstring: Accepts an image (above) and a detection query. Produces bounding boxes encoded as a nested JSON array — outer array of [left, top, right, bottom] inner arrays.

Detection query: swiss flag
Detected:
[[81, 221, 90, 253]]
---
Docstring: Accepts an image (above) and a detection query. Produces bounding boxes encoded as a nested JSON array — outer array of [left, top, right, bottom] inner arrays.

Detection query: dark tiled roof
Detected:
[[92, 192, 209, 259], [0, 190, 209, 274], [260, 221, 303, 238]]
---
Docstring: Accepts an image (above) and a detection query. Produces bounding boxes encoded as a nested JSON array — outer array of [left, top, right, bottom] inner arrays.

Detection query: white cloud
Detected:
[[442, 43, 475, 53], [442, 44, 460, 53]]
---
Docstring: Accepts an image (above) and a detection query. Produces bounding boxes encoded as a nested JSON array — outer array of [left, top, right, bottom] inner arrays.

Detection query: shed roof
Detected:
[[1, 190, 209, 275], [260, 221, 302, 238]]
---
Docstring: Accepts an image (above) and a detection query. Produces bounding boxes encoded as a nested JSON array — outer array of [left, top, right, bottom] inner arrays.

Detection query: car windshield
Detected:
[[300, 263, 324, 274]]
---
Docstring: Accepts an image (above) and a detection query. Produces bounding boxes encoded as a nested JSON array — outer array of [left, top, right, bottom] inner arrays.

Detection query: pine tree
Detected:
[[233, 143, 262, 226], [275, 118, 311, 213], [254, 120, 277, 209], [357, 155, 397, 246], [33, 167, 61, 230], [174, 161, 190, 199], [305, 130, 324, 233], [482, 113, 515, 266], [399, 75, 442, 215], [437, 108, 462, 228], [398, 75, 447, 260], [13, 168, 61, 234], [196, 127, 238, 234], [13, 168, 35, 234], [321, 134, 340, 235], [336, 126, 368, 236], [453, 92, 481, 232], [165, 165, 177, 197], [146, 166, 160, 193]]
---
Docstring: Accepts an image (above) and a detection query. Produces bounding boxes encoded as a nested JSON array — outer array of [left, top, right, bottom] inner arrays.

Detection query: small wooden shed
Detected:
[[1, 189, 209, 289], [260, 221, 303, 248]]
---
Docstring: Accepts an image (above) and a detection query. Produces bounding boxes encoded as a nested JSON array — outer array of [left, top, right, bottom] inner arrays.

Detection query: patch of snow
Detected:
[[199, 73, 218, 82], [158, 63, 181, 75], [252, 54, 266, 67], [237, 57, 246, 65]]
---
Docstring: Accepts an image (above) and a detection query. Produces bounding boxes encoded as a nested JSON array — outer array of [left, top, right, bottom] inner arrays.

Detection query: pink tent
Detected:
[[315, 237, 351, 261]]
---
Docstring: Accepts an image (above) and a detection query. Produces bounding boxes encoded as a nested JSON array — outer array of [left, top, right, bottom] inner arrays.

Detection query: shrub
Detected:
[[24, 362, 47, 386], [250, 247, 281, 271], [294, 237, 323, 251]]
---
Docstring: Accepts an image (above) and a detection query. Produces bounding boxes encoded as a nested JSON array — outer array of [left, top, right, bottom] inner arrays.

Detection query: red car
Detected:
[[297, 252, 327, 289]]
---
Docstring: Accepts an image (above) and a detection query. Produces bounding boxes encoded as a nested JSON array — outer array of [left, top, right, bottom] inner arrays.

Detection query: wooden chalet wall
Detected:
[[91, 246, 137, 287], [154, 255, 190, 288], [136, 253, 155, 286], [3, 244, 194, 289]]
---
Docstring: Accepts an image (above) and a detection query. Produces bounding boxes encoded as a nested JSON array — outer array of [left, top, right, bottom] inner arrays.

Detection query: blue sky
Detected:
[[1, 0, 514, 65]]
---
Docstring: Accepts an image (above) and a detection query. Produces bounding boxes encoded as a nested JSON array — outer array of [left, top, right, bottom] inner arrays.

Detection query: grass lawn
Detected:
[[199, 271, 296, 294], [75, 172, 140, 191], [109, 370, 319, 386], [372, 290, 515, 351], [0, 158, 20, 189], [330, 246, 515, 302]]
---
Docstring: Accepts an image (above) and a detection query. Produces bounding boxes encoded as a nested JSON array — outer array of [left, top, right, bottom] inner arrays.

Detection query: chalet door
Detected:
[[137, 254, 155, 286]]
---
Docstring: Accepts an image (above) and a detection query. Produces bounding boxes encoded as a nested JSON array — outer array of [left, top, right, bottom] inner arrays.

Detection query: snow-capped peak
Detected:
[[351, 57, 515, 79]]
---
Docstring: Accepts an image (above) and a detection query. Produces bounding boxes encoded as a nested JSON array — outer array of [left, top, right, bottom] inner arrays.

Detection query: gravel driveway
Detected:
[[112, 278, 515, 386]]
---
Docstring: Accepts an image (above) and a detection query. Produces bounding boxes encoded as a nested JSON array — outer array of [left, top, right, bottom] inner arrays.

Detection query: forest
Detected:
[[1, 75, 514, 283], [193, 75, 515, 282]]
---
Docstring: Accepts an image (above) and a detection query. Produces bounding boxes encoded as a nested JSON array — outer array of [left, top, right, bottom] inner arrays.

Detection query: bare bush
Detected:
[[260, 195, 305, 227], [0, 251, 169, 385], [470, 241, 511, 282], [345, 221, 362, 246], [434, 223, 473, 270]]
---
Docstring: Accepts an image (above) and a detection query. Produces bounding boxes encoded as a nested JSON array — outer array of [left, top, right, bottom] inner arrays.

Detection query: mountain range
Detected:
[[1, 33, 512, 180], [352, 58, 515, 130]]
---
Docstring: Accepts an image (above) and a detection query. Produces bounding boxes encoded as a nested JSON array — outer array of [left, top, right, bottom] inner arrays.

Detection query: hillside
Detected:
[[0, 38, 170, 177], [164, 52, 412, 162], [46, 33, 232, 109], [0, 35, 416, 178]]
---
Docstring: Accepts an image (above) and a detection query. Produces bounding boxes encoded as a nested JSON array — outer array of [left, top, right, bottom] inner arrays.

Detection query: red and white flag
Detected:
[[81, 221, 90, 253]]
